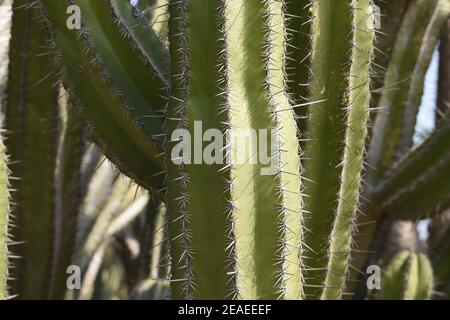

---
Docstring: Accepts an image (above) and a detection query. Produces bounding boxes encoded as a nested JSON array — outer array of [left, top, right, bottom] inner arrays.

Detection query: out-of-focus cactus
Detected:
[[378, 250, 434, 300], [0, 0, 449, 301]]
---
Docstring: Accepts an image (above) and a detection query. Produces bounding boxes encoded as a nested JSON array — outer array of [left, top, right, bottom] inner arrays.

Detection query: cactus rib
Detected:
[[301, 0, 353, 299], [321, 0, 375, 300], [4, 0, 59, 299]]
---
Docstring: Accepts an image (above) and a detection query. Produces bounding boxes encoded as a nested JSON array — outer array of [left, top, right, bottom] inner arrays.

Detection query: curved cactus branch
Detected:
[[400, 0, 450, 151], [368, 0, 439, 181], [39, 0, 166, 191], [375, 116, 450, 220]]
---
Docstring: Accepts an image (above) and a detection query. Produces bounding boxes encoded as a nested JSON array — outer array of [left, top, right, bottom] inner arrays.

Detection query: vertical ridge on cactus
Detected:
[[321, 0, 375, 300], [224, 0, 303, 300], [301, 0, 353, 299], [167, 0, 232, 299], [4, 0, 59, 299], [0, 130, 8, 299]]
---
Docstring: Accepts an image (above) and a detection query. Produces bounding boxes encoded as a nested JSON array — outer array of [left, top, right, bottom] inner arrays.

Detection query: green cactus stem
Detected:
[[48, 96, 84, 299], [301, 0, 353, 299], [321, 0, 375, 300], [285, 0, 311, 139], [4, 0, 59, 299], [376, 118, 450, 220], [379, 250, 433, 300], [167, 0, 303, 299], [0, 130, 9, 299], [39, 0, 166, 191]]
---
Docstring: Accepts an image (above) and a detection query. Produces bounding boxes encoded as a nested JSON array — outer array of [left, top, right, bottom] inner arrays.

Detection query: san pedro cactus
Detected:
[[0, 0, 449, 301]]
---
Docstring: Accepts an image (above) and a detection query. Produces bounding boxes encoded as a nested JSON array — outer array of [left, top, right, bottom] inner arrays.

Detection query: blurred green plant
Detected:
[[0, 0, 449, 300]]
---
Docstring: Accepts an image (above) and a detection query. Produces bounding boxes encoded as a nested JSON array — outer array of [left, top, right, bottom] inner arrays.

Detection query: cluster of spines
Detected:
[[0, 130, 10, 299], [166, 0, 194, 299]]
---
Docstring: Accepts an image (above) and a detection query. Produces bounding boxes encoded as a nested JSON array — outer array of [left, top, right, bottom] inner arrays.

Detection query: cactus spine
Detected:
[[167, 0, 303, 299]]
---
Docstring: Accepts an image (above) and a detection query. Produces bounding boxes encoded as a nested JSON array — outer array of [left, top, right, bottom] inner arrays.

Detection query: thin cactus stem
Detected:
[[224, 0, 303, 300], [400, 0, 450, 152], [48, 96, 84, 299], [437, 18, 450, 125], [321, 0, 375, 300], [166, 0, 232, 299], [368, 0, 439, 182], [301, 0, 353, 299], [0, 131, 9, 299], [369, 0, 410, 125]]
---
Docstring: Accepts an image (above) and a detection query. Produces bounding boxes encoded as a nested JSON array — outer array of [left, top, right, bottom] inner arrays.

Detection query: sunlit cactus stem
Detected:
[[0, 134, 9, 299], [167, 0, 303, 299]]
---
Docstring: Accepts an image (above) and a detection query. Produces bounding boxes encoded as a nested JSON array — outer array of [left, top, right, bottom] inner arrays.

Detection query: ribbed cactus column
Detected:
[[0, 136, 8, 299], [4, 0, 59, 299], [167, 0, 303, 299], [321, 0, 375, 299], [224, 0, 303, 300], [302, 0, 374, 299], [167, 0, 233, 299]]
